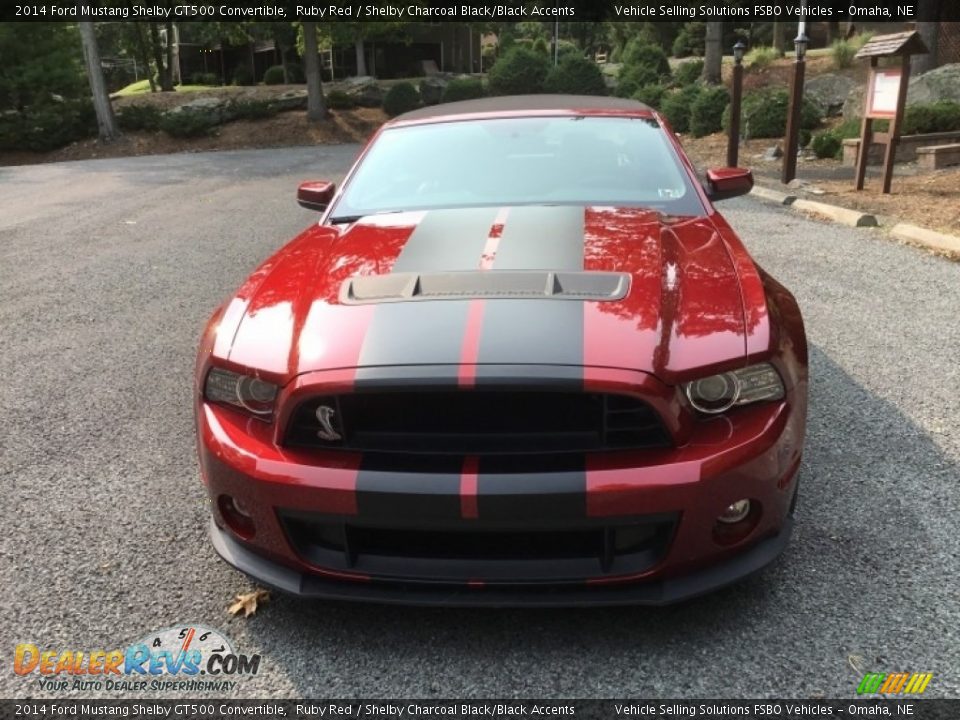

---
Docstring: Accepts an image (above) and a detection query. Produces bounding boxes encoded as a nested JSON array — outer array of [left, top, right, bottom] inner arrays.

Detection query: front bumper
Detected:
[[209, 514, 794, 607], [197, 366, 804, 605]]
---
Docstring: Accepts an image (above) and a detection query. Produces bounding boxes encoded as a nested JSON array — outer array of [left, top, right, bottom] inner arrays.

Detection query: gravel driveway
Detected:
[[1, 147, 957, 699]]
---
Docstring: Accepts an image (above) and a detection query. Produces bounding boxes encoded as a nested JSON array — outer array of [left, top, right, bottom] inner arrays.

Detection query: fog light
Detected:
[[218, 494, 255, 539], [718, 499, 751, 524]]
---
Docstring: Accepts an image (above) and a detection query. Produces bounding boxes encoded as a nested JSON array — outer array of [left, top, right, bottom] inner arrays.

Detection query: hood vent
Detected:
[[340, 271, 630, 305]]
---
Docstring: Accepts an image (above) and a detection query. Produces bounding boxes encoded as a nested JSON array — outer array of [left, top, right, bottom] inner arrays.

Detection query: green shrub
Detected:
[[632, 84, 668, 109], [689, 86, 729, 137], [159, 109, 219, 138], [532, 37, 549, 56], [325, 90, 355, 110], [661, 85, 702, 133], [556, 40, 582, 62], [903, 101, 960, 134], [441, 77, 485, 103], [0, 99, 96, 152], [674, 59, 704, 87], [262, 65, 286, 85], [850, 32, 874, 52], [615, 64, 662, 98], [230, 99, 278, 120], [189, 72, 218, 86], [723, 87, 821, 138], [811, 130, 842, 158], [487, 46, 550, 95], [232, 64, 253, 86], [621, 38, 671, 78], [117, 103, 162, 131], [745, 46, 778, 70], [830, 39, 856, 70], [382, 81, 420, 117], [799, 128, 812, 148], [544, 55, 606, 96], [672, 22, 705, 58]]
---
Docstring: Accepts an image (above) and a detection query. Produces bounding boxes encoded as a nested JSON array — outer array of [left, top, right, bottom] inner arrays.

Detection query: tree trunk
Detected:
[[148, 23, 173, 91], [78, 21, 120, 143], [355, 38, 367, 76], [912, 19, 939, 75], [303, 22, 326, 122], [165, 21, 176, 86], [703, 22, 723, 85], [772, 21, 785, 57], [132, 22, 155, 92], [826, 21, 841, 44]]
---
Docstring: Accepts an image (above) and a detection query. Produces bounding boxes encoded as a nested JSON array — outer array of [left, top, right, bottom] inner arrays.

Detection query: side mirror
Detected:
[[297, 181, 336, 212], [704, 168, 753, 202]]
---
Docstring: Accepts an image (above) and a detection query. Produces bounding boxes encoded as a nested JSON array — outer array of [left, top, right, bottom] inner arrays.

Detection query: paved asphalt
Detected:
[[1, 147, 957, 700]]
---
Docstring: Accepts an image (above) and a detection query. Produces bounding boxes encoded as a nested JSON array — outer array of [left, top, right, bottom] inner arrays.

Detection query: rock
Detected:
[[907, 63, 960, 104], [271, 89, 307, 112], [343, 76, 383, 107], [166, 96, 231, 123], [843, 63, 960, 121], [806, 74, 856, 117], [418, 76, 448, 105], [787, 178, 808, 189], [764, 145, 784, 160]]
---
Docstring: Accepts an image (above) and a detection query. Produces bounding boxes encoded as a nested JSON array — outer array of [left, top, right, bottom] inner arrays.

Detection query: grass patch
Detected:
[[114, 80, 211, 97]]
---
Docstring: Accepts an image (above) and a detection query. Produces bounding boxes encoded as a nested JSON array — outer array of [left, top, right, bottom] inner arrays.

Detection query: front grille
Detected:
[[284, 390, 670, 455], [280, 511, 677, 583]]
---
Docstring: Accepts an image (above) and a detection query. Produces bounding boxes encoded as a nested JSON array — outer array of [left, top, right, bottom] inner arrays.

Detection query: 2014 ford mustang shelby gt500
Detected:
[[195, 95, 807, 606]]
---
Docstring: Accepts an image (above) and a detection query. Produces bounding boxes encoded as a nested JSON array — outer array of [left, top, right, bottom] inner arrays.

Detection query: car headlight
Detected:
[[204, 368, 278, 417], [683, 362, 784, 415]]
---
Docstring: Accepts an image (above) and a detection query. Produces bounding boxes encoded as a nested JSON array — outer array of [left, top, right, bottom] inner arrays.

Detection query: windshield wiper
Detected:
[[328, 210, 403, 225]]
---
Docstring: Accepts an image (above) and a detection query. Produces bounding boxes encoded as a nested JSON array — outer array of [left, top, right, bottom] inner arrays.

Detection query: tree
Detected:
[[772, 21, 785, 57], [0, 24, 85, 110], [302, 22, 326, 121], [703, 22, 722, 85], [78, 21, 119, 142], [148, 22, 174, 91], [912, 9, 940, 74]]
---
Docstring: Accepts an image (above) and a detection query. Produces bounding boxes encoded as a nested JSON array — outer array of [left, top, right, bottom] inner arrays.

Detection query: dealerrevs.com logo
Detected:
[[14, 624, 261, 693]]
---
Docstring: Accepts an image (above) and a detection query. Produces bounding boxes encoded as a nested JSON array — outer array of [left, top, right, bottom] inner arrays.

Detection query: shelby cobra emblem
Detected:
[[315, 405, 341, 441]]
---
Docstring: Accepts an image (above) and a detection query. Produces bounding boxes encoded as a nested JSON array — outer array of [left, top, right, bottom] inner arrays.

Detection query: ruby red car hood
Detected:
[[214, 206, 753, 385]]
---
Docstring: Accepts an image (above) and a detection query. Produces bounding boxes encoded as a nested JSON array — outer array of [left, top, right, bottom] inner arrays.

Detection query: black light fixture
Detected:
[[733, 40, 746, 65], [794, 33, 809, 60]]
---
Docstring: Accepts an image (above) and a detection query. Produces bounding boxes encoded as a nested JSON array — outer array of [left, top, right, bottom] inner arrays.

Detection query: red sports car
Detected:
[[196, 95, 807, 606]]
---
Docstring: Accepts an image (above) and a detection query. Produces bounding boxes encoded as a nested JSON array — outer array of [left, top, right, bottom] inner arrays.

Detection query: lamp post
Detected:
[[781, 30, 809, 184], [727, 40, 746, 167]]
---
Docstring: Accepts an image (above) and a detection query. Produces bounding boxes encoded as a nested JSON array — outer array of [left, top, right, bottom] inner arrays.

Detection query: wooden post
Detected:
[[727, 49, 744, 168], [881, 55, 912, 194], [781, 46, 806, 184], [854, 57, 877, 191]]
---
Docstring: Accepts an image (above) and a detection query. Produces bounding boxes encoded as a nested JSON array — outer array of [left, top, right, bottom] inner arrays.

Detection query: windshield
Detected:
[[331, 116, 705, 219]]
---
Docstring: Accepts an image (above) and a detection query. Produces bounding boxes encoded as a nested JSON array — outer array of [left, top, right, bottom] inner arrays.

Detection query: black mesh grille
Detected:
[[280, 511, 678, 582], [284, 390, 670, 455]]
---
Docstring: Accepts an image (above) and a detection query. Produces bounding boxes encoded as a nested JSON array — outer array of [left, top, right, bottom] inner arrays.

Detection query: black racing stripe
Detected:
[[356, 300, 471, 383], [358, 208, 499, 381], [355, 454, 462, 525], [391, 207, 500, 272], [491, 205, 585, 270], [476, 455, 587, 524], [476, 205, 585, 379]]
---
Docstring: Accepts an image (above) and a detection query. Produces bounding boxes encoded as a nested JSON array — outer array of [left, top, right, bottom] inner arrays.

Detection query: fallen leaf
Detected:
[[228, 589, 270, 617], [848, 654, 865, 673]]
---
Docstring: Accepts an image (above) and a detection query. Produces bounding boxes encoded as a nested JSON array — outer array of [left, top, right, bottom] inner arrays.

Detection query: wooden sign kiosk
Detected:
[[853, 31, 928, 194]]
